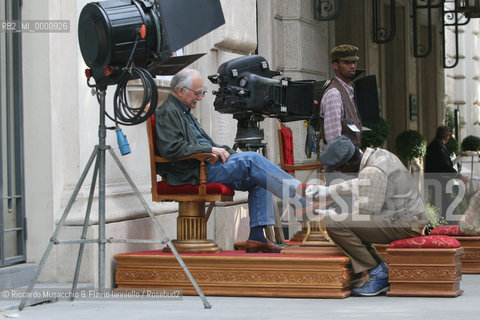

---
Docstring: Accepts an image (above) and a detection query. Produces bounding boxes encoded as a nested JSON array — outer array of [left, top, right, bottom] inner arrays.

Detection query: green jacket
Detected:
[[155, 94, 235, 185]]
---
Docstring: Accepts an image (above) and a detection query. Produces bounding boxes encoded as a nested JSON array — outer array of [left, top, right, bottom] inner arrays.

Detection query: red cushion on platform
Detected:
[[430, 225, 467, 236], [280, 126, 294, 173], [389, 235, 461, 248], [157, 181, 234, 195]]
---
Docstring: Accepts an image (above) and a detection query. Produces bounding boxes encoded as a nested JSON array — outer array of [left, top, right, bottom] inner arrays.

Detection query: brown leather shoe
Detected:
[[245, 240, 283, 253]]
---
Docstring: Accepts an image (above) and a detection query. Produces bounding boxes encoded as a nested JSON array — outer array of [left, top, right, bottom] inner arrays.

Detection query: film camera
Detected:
[[208, 55, 315, 151]]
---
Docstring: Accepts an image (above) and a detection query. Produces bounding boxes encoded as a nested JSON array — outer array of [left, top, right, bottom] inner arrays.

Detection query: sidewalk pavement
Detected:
[[1, 275, 479, 320]]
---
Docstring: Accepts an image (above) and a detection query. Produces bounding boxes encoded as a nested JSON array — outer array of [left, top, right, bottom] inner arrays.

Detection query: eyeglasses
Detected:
[[183, 87, 207, 97]]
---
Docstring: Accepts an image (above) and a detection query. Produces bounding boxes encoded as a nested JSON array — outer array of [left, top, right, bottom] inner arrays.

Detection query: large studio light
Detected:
[[78, 0, 225, 88]]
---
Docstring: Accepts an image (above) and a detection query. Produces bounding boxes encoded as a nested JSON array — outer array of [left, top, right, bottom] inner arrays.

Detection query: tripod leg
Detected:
[[19, 146, 99, 311], [97, 90, 107, 290], [71, 157, 100, 300], [107, 148, 212, 309]]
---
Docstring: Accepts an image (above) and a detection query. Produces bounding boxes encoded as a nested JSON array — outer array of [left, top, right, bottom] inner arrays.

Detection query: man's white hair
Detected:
[[170, 68, 202, 92]]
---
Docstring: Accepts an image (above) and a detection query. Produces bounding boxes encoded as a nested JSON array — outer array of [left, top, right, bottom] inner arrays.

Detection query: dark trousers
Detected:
[[325, 213, 422, 273]]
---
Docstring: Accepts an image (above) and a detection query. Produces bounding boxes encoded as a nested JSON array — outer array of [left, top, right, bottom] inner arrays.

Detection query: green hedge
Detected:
[[461, 135, 480, 152], [395, 130, 427, 161], [361, 118, 389, 149]]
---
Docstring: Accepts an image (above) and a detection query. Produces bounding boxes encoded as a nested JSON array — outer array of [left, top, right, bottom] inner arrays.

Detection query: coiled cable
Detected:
[[109, 67, 157, 126], [104, 35, 158, 126]]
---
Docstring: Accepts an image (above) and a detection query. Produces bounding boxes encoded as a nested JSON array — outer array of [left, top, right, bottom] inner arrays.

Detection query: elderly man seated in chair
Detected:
[[155, 68, 311, 253], [306, 136, 427, 296]]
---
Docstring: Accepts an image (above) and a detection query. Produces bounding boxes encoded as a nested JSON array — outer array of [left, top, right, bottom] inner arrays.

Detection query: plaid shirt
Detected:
[[320, 76, 356, 143], [329, 149, 388, 215]]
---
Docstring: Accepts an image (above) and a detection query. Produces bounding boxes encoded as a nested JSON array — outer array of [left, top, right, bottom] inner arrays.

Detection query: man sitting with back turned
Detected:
[[155, 68, 311, 253], [306, 136, 427, 296]]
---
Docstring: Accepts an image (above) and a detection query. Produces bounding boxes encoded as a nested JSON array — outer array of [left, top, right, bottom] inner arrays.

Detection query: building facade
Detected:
[[1, 0, 448, 287], [445, 11, 480, 142]]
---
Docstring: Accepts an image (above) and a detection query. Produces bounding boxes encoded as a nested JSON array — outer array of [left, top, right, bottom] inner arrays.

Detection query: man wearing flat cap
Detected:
[[319, 44, 363, 148], [306, 136, 427, 296]]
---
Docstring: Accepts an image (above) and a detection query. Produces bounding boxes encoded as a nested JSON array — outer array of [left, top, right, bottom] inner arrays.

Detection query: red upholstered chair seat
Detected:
[[280, 126, 294, 173], [389, 235, 461, 248], [430, 225, 467, 236], [157, 181, 234, 195]]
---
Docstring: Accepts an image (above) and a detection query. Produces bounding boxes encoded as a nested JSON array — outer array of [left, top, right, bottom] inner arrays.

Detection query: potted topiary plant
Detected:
[[461, 135, 480, 152], [361, 118, 389, 149], [395, 130, 427, 171]]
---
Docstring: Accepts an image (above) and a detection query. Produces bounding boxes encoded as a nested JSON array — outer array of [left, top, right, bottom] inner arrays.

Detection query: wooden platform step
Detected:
[[454, 236, 480, 274], [114, 250, 351, 298], [386, 247, 463, 297], [280, 243, 347, 257], [375, 238, 480, 275]]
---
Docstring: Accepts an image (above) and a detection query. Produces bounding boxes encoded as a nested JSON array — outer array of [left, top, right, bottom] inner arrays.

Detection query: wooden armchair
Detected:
[[146, 115, 234, 253], [277, 122, 330, 243]]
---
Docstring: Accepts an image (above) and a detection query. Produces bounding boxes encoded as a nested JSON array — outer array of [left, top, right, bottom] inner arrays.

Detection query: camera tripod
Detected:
[[19, 89, 211, 310], [232, 124, 288, 244]]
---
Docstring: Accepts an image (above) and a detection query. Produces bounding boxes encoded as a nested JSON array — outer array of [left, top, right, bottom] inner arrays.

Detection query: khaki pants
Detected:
[[325, 213, 422, 273]]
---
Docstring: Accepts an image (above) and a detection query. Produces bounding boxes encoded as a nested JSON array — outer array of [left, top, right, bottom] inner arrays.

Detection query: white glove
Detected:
[[305, 184, 330, 198], [314, 209, 337, 217]]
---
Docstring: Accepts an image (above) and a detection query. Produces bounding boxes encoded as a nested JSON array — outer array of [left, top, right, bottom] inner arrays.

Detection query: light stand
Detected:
[[19, 88, 211, 310]]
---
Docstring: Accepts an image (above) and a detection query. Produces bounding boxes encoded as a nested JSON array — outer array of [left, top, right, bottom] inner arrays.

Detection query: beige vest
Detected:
[[362, 148, 426, 224]]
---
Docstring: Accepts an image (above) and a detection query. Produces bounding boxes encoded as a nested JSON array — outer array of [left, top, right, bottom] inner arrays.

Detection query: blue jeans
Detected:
[[206, 152, 306, 227]]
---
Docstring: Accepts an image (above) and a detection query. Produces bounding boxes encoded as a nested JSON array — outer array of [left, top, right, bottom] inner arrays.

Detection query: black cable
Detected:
[[104, 35, 158, 126], [109, 67, 157, 126]]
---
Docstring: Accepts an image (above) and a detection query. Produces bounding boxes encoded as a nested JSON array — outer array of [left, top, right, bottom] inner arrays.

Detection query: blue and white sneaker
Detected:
[[351, 262, 390, 296]]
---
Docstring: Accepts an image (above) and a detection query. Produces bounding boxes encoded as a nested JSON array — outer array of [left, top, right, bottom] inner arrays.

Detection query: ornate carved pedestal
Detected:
[[454, 236, 480, 274], [386, 247, 464, 297], [114, 250, 351, 298], [289, 219, 332, 243], [163, 202, 221, 254]]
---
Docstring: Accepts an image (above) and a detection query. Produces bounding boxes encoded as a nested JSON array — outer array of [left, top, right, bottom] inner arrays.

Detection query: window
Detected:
[[1, 0, 26, 267]]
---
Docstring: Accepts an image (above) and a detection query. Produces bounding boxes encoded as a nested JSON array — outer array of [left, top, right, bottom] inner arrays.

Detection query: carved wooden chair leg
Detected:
[[265, 226, 276, 244], [204, 202, 215, 221], [272, 198, 286, 244]]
